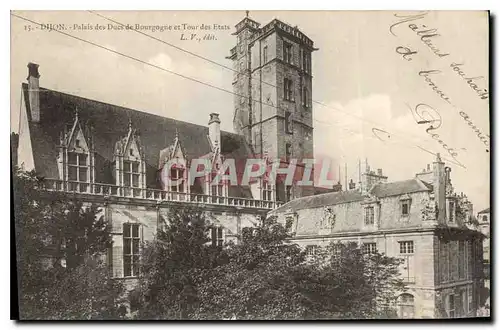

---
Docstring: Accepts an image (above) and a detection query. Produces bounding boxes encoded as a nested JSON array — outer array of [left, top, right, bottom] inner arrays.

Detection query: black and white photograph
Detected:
[[10, 9, 490, 320]]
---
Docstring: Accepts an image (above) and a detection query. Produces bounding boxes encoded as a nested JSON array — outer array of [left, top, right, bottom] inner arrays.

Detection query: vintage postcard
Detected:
[[11, 10, 490, 320]]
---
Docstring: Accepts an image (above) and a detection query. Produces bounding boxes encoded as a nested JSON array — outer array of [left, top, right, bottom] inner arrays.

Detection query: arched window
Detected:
[[482, 215, 488, 223], [397, 293, 415, 319]]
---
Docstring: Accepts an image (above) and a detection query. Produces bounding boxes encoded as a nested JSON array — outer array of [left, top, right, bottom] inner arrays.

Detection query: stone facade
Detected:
[[270, 156, 485, 318]]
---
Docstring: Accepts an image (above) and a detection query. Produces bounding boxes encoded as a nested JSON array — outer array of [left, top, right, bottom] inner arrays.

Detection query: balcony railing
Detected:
[[42, 179, 282, 210]]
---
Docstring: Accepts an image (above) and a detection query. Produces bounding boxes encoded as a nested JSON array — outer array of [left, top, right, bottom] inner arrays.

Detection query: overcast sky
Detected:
[[10, 10, 490, 212]]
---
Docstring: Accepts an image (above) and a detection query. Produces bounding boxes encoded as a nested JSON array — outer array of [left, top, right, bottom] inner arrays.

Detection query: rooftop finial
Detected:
[[175, 127, 179, 140], [75, 107, 79, 121], [246, 10, 249, 18], [128, 116, 132, 131]]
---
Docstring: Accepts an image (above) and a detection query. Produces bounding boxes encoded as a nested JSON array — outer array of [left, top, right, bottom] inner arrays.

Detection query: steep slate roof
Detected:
[[369, 179, 432, 198], [272, 189, 365, 214], [272, 178, 432, 214], [478, 207, 490, 214], [23, 84, 253, 197]]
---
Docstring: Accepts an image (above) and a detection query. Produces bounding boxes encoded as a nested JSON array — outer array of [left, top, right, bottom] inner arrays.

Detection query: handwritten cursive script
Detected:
[[407, 103, 465, 168], [450, 63, 489, 100]]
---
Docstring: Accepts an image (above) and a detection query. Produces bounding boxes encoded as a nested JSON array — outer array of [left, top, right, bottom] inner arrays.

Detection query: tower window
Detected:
[[303, 52, 310, 73], [263, 46, 268, 64], [302, 87, 309, 108], [285, 143, 292, 161], [284, 111, 293, 134], [284, 78, 294, 101], [299, 48, 304, 70], [283, 42, 293, 64]]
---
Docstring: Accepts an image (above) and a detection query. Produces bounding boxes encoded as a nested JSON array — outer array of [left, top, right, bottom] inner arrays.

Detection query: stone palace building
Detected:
[[13, 14, 486, 319]]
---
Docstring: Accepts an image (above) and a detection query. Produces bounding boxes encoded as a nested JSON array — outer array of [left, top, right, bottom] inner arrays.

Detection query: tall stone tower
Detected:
[[227, 14, 317, 202]]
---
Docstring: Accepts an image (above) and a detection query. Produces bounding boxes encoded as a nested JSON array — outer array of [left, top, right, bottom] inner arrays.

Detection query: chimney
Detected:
[[27, 63, 41, 122], [348, 179, 356, 190], [208, 113, 221, 151], [433, 153, 446, 223]]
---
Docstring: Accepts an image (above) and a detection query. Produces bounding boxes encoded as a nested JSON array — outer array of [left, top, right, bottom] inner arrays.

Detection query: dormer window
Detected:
[[58, 108, 95, 191], [170, 168, 185, 193], [67, 152, 88, 182], [210, 172, 224, 198], [123, 160, 140, 188], [401, 200, 411, 216], [400, 194, 412, 218], [262, 180, 274, 201], [113, 121, 146, 196]]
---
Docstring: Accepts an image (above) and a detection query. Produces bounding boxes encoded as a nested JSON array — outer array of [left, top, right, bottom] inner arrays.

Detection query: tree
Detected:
[[195, 217, 405, 320], [13, 168, 126, 320], [131, 209, 406, 320], [133, 206, 226, 319]]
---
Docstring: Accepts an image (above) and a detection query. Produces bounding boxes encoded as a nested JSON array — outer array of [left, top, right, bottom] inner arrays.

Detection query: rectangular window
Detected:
[[364, 206, 375, 225], [362, 242, 377, 254], [401, 200, 410, 216], [299, 48, 304, 70], [399, 241, 414, 254], [169, 168, 185, 193], [211, 227, 224, 247], [263, 45, 268, 64], [123, 223, 140, 277], [284, 78, 294, 101], [210, 172, 224, 200], [467, 286, 472, 315], [67, 152, 89, 182], [283, 42, 292, 64], [305, 245, 318, 256], [447, 294, 455, 318], [262, 180, 273, 201], [123, 160, 140, 188]]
